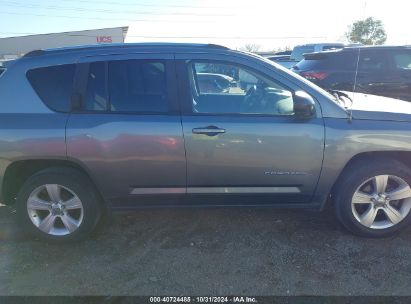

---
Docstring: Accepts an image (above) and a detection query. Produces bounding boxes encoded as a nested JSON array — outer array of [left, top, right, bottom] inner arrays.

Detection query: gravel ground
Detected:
[[1, 204, 411, 296]]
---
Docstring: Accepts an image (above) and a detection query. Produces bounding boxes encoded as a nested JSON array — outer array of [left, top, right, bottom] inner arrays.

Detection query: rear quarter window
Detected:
[[27, 64, 75, 112]]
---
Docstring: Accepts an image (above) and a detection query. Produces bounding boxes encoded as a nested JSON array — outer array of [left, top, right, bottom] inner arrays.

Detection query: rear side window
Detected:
[[0, 68, 5, 77], [358, 51, 388, 71], [85, 62, 107, 111], [85, 60, 168, 113], [27, 64, 75, 112]]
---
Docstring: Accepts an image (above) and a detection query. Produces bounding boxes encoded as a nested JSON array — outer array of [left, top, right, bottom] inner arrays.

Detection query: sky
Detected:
[[0, 0, 410, 51]]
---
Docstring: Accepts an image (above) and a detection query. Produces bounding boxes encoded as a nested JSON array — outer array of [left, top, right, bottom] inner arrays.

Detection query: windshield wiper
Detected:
[[328, 90, 353, 121], [327, 90, 352, 104]]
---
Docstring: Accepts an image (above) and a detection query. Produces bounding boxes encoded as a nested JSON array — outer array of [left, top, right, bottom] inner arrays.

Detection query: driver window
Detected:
[[189, 61, 294, 116]]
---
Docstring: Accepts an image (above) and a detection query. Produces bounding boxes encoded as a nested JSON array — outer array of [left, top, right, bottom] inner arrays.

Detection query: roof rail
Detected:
[[22, 43, 229, 58], [206, 44, 229, 50]]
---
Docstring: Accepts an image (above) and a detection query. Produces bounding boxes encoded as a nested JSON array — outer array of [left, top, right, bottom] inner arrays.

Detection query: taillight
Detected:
[[301, 72, 329, 81]]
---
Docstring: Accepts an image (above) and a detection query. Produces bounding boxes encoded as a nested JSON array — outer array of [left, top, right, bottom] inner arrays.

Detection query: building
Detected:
[[0, 26, 128, 61]]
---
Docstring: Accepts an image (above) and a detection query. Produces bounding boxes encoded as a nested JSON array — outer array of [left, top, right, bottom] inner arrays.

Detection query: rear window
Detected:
[[294, 58, 324, 71], [290, 46, 315, 61], [27, 64, 75, 112], [295, 52, 357, 71]]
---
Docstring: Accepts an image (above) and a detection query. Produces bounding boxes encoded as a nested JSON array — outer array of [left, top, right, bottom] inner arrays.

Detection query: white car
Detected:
[[271, 43, 345, 69]]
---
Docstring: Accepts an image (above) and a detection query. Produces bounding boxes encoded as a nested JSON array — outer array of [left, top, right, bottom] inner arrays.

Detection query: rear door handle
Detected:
[[192, 126, 226, 136]]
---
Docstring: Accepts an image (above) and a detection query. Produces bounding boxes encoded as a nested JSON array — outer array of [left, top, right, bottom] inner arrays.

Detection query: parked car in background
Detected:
[[196, 72, 236, 93], [261, 51, 292, 65], [3, 43, 411, 242], [274, 50, 292, 56], [291, 43, 345, 61], [267, 55, 293, 67], [292, 46, 411, 101], [271, 43, 345, 69], [267, 55, 291, 61]]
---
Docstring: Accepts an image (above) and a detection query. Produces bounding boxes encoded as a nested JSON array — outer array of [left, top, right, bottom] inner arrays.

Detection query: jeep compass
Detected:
[[1, 43, 411, 241]]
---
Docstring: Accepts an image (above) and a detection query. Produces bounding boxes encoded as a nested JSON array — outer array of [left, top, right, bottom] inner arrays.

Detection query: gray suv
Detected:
[[1, 43, 411, 242]]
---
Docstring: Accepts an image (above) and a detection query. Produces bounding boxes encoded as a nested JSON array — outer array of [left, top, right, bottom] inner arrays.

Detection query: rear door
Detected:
[[175, 53, 325, 205], [66, 54, 186, 206]]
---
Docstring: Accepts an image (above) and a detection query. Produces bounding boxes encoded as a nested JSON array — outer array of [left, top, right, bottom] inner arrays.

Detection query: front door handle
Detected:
[[192, 126, 226, 136]]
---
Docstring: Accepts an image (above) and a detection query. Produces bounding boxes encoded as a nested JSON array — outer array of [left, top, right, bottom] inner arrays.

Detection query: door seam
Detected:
[[174, 54, 189, 193]]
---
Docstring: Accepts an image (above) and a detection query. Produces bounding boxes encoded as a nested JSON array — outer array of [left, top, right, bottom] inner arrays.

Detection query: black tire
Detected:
[[15, 167, 102, 242], [335, 158, 411, 237]]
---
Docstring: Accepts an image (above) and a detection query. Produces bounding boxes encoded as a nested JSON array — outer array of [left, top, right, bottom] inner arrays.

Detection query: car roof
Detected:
[[294, 43, 345, 47], [23, 42, 229, 58], [302, 45, 411, 59], [343, 45, 411, 51]]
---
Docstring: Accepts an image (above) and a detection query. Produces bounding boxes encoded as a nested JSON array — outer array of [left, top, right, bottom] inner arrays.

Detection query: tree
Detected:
[[239, 43, 261, 53], [346, 17, 387, 45], [265, 46, 292, 54]]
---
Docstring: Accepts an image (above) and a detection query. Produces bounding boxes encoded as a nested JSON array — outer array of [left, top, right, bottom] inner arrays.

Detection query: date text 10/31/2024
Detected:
[[149, 296, 258, 303]]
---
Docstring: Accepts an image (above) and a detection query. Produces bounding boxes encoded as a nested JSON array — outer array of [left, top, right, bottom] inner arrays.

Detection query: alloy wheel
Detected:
[[351, 175, 411, 229], [27, 184, 84, 236]]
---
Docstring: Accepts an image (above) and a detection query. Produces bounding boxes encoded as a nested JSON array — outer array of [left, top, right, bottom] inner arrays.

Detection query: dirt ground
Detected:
[[1, 204, 411, 296]]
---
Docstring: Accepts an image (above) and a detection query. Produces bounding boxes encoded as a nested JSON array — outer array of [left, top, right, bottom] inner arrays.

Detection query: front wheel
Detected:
[[335, 159, 411, 237], [16, 167, 102, 242]]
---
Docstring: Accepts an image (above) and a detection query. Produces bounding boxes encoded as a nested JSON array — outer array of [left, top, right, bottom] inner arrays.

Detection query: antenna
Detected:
[[363, 1, 367, 18], [350, 48, 362, 122]]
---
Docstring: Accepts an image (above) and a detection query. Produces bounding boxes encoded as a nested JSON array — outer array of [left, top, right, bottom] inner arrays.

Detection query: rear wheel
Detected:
[[16, 167, 102, 242], [335, 159, 411, 237]]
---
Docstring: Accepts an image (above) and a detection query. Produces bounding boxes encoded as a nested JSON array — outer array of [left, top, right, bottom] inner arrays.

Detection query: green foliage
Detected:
[[346, 17, 387, 45]]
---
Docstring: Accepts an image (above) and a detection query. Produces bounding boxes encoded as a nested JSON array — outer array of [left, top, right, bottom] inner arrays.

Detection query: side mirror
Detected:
[[293, 91, 315, 118]]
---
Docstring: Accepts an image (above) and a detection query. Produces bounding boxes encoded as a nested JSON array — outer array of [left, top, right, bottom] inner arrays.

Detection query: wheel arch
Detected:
[[1, 158, 106, 206], [323, 151, 411, 209]]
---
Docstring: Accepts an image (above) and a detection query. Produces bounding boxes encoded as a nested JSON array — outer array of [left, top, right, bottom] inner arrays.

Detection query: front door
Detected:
[[387, 49, 411, 101], [176, 55, 325, 205], [355, 49, 393, 98]]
